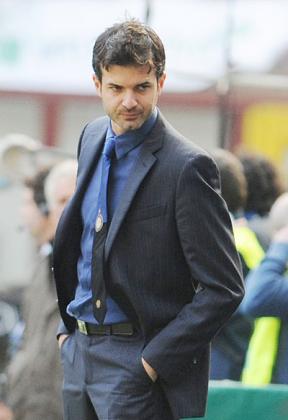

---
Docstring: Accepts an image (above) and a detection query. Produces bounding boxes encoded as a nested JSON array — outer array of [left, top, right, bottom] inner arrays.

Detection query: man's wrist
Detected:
[[141, 357, 158, 382], [58, 333, 70, 349]]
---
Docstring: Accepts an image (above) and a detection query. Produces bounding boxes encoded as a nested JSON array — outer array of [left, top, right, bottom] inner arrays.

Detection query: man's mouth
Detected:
[[121, 112, 141, 119]]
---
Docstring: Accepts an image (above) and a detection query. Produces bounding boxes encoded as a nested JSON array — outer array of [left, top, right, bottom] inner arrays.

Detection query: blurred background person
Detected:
[[210, 149, 265, 380], [3, 159, 77, 420], [238, 153, 285, 251], [0, 403, 12, 420], [21, 168, 54, 247], [241, 192, 288, 385]]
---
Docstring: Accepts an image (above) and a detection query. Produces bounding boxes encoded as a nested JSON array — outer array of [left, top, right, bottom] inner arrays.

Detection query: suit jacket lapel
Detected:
[[105, 121, 164, 259], [76, 120, 108, 197], [56, 118, 108, 248]]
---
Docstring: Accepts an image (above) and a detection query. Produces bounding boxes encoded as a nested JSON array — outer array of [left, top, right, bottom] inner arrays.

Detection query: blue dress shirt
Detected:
[[67, 109, 158, 324]]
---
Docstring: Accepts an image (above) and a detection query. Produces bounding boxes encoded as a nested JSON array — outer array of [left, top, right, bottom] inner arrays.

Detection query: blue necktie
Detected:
[[96, 136, 116, 228], [91, 136, 116, 324]]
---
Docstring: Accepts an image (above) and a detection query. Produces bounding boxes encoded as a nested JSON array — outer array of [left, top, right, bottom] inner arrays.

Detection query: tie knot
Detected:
[[103, 137, 116, 159]]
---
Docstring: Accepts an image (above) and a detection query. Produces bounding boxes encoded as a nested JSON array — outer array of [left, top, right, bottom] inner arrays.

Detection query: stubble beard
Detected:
[[113, 110, 146, 134]]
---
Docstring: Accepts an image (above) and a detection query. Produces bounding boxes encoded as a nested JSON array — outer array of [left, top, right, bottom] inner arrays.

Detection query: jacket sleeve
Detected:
[[241, 242, 288, 319], [142, 153, 244, 383], [77, 124, 89, 160]]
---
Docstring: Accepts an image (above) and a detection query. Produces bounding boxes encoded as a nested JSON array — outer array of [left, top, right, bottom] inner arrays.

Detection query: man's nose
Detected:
[[122, 92, 137, 110]]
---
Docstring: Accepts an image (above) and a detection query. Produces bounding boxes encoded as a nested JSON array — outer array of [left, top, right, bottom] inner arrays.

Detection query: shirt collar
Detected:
[[106, 108, 158, 159]]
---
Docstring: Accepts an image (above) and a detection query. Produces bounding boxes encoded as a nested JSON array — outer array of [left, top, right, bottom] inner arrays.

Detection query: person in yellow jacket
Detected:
[[210, 149, 264, 380], [241, 193, 288, 385]]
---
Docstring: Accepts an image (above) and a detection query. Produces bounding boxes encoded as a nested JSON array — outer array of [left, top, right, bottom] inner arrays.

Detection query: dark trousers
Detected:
[[61, 329, 174, 420]]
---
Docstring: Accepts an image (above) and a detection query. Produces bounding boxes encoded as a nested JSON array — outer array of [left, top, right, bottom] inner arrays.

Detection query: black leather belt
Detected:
[[77, 320, 134, 336]]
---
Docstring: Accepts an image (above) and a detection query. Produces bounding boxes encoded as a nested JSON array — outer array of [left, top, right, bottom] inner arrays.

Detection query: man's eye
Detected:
[[110, 86, 121, 92], [137, 85, 149, 92]]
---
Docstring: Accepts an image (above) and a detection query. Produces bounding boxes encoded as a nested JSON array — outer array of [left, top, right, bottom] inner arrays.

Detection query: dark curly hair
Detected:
[[238, 153, 284, 216], [211, 149, 247, 214], [92, 19, 165, 81], [24, 168, 51, 216]]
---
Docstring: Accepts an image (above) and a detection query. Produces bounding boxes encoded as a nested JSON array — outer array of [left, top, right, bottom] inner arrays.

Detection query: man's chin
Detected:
[[120, 120, 143, 133], [112, 116, 145, 135]]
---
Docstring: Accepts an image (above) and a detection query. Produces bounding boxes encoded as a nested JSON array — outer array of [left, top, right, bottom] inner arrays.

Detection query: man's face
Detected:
[[93, 65, 166, 135], [49, 175, 76, 228]]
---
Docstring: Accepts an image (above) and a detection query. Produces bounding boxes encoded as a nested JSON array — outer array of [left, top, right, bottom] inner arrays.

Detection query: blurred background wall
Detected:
[[0, 0, 288, 289]]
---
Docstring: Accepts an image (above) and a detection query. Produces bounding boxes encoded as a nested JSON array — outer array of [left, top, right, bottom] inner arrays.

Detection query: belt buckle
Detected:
[[94, 325, 110, 335], [77, 320, 88, 335]]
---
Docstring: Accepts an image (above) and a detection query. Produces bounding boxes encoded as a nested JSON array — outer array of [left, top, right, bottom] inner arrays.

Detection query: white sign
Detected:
[[0, 0, 288, 94]]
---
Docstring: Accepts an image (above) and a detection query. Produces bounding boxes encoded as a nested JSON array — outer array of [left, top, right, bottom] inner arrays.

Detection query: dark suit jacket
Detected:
[[53, 112, 244, 418]]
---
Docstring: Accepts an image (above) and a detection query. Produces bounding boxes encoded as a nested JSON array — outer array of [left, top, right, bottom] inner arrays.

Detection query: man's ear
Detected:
[[157, 72, 166, 94], [92, 74, 102, 97]]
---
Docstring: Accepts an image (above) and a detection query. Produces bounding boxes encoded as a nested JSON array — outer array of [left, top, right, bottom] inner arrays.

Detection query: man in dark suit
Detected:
[[54, 20, 244, 420]]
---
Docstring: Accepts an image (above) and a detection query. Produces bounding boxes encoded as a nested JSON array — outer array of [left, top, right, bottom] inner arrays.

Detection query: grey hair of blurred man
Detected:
[[44, 159, 77, 226]]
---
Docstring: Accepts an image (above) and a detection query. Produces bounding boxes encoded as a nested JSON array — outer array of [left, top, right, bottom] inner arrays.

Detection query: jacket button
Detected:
[[96, 299, 101, 309]]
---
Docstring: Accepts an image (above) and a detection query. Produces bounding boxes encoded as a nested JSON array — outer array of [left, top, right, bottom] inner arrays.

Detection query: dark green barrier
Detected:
[[184, 381, 288, 420]]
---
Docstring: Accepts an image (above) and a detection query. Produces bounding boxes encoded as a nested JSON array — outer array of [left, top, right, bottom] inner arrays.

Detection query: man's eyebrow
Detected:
[[107, 82, 122, 87]]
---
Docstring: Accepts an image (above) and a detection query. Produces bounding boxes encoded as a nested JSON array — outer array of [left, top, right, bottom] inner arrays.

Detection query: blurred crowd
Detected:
[[0, 133, 287, 419], [0, 135, 77, 420], [210, 149, 288, 385]]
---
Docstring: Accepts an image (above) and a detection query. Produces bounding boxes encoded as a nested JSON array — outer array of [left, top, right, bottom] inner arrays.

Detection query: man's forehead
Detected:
[[101, 64, 156, 82]]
